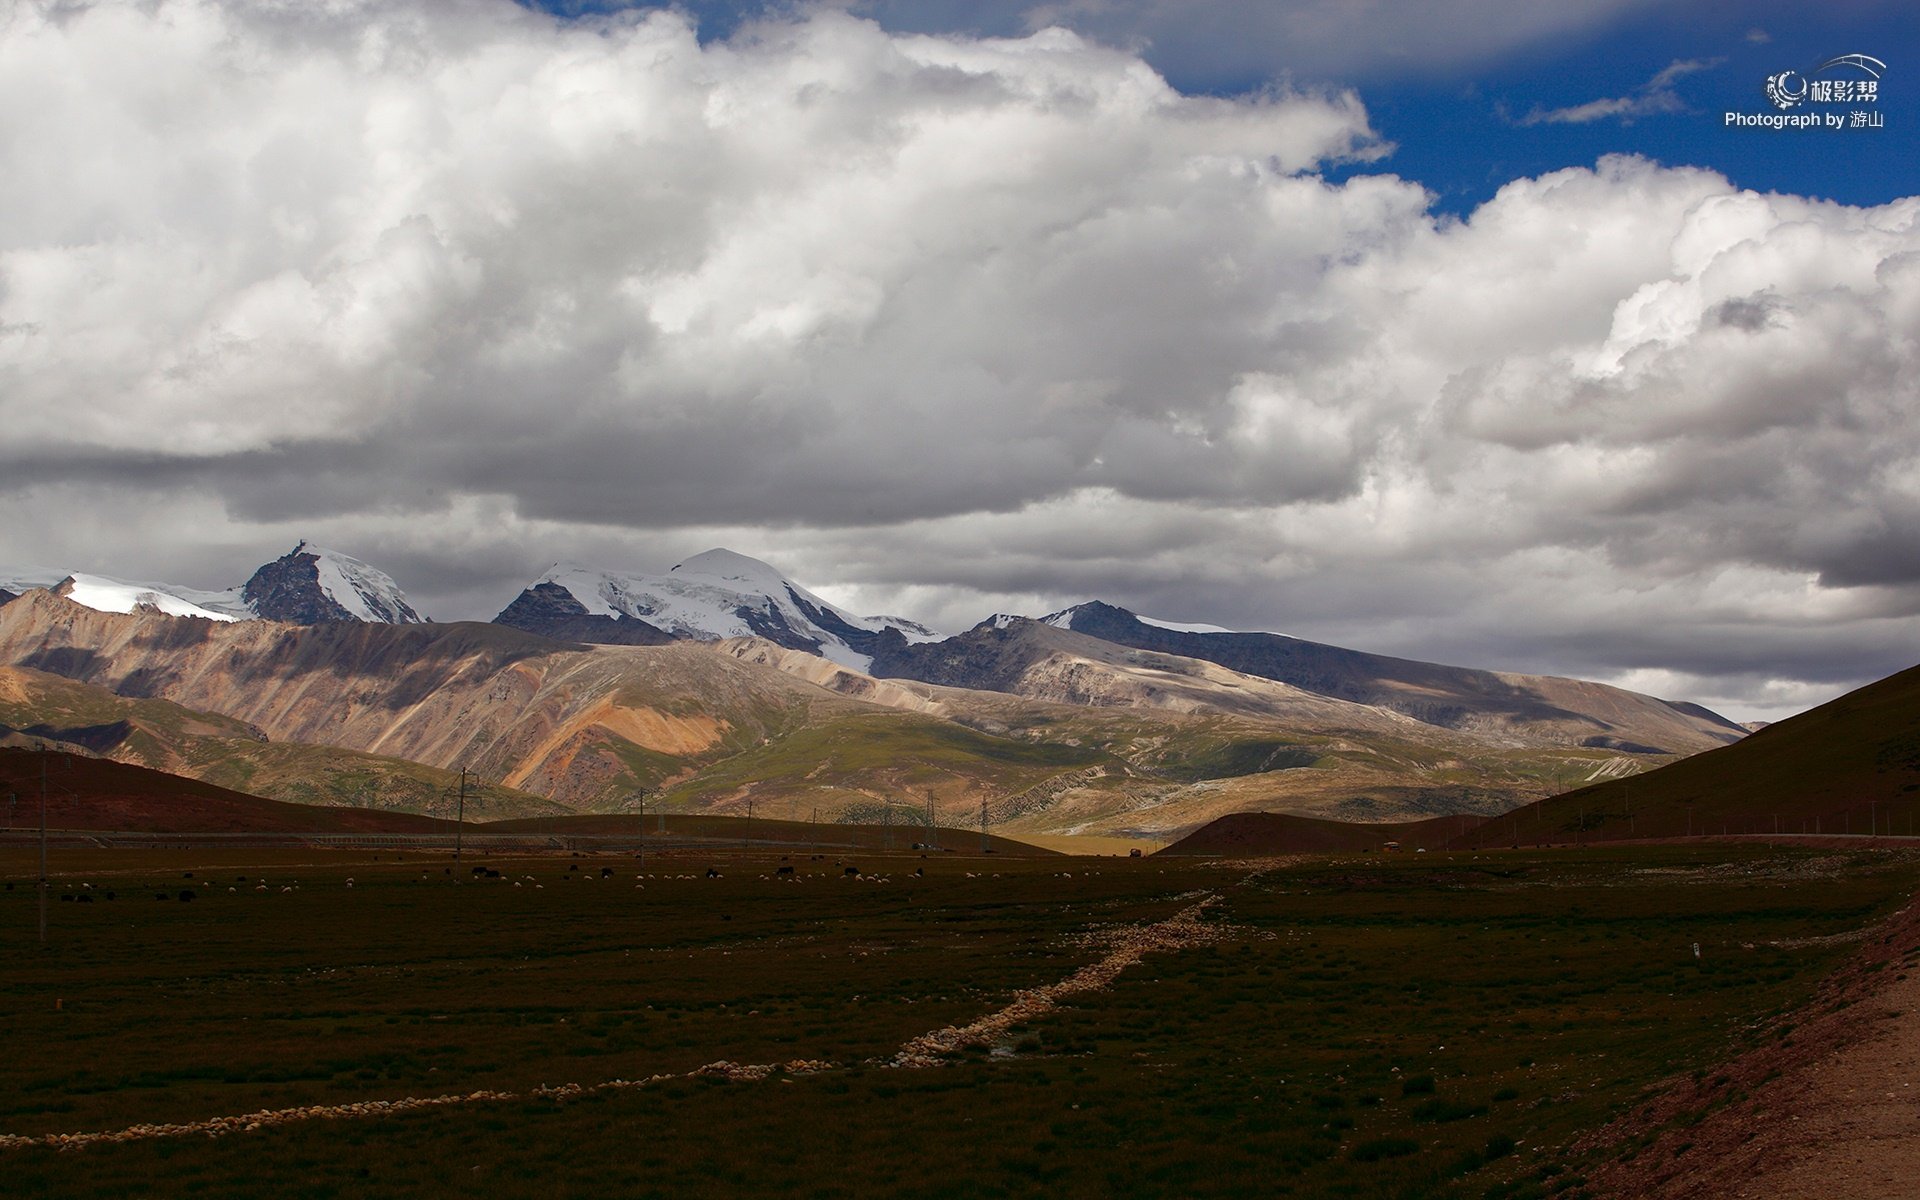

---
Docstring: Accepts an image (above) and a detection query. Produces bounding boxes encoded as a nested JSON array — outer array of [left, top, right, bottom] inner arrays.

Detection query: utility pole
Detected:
[[744, 798, 754, 850], [453, 767, 469, 862], [637, 792, 645, 867], [926, 793, 937, 851], [980, 797, 989, 854], [40, 757, 51, 944], [884, 802, 892, 850]]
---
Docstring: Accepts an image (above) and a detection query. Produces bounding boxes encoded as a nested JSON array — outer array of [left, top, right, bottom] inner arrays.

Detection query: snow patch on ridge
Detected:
[[1039, 600, 1286, 638], [0, 568, 248, 621], [1136, 615, 1244, 636], [531, 549, 943, 671]]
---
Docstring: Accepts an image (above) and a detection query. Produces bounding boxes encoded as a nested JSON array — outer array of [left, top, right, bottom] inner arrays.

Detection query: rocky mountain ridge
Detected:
[[0, 542, 424, 625]]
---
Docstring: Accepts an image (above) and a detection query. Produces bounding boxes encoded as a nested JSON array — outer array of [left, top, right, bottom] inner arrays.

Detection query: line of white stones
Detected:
[[889, 895, 1221, 1068], [2, 893, 1222, 1152]]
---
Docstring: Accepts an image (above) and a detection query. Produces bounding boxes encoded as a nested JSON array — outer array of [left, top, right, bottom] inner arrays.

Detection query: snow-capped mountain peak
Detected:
[[239, 537, 424, 622], [240, 542, 425, 624], [1, 544, 425, 625], [669, 548, 791, 589], [498, 548, 942, 669]]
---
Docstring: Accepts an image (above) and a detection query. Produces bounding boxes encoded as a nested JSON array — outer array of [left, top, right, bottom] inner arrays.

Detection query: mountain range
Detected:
[[0, 542, 421, 625], [0, 543, 1754, 837]]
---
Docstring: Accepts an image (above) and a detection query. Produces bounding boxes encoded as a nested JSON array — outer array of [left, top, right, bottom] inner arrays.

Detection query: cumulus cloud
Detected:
[[1, 0, 1918, 722]]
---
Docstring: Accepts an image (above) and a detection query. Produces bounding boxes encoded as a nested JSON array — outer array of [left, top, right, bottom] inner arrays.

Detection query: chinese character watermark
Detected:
[[1738, 53, 1885, 131]]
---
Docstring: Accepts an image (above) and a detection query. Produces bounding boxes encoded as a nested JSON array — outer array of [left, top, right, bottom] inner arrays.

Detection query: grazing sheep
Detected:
[[600, 867, 614, 878], [844, 866, 861, 877], [177, 890, 196, 902], [777, 866, 795, 876], [706, 867, 722, 878]]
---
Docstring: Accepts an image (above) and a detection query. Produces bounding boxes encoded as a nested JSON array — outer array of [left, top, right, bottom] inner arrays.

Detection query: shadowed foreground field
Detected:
[[3, 844, 1917, 1198]]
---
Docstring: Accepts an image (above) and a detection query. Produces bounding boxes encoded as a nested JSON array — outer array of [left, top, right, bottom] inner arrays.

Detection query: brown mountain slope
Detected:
[[1449, 661, 1920, 848], [1025, 603, 1745, 754], [865, 617, 1501, 736], [0, 665, 561, 819], [731, 626, 1453, 734]]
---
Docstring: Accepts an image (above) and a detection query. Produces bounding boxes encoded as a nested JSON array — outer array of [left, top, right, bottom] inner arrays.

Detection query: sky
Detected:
[[1, 0, 1917, 723]]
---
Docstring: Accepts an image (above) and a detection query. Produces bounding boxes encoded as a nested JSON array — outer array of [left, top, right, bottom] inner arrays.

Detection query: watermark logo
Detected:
[[1730, 54, 1885, 130]]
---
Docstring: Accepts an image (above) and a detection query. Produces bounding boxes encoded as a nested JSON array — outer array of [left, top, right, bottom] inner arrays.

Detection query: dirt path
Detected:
[[0, 892, 1223, 1152], [888, 895, 1221, 1067], [1586, 896, 1920, 1198]]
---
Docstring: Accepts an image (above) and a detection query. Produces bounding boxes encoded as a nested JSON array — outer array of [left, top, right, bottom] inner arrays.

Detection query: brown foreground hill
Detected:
[[1158, 811, 1488, 855], [0, 748, 454, 834], [1450, 660, 1920, 848]]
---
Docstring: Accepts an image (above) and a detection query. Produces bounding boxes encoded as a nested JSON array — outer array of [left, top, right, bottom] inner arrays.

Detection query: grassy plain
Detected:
[[3, 843, 1916, 1198]]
